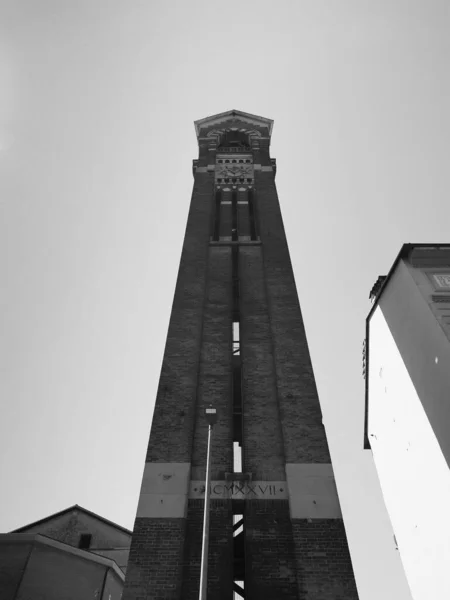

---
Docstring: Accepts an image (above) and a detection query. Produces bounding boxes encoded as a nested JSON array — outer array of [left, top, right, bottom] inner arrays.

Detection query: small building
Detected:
[[0, 504, 131, 600], [364, 243, 450, 600]]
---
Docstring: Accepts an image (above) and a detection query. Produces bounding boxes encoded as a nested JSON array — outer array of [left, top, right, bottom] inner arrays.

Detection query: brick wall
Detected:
[[181, 500, 233, 600], [256, 166, 331, 464], [245, 500, 299, 599], [123, 518, 185, 600], [146, 172, 214, 463], [292, 519, 359, 600], [191, 246, 233, 479], [240, 245, 286, 480]]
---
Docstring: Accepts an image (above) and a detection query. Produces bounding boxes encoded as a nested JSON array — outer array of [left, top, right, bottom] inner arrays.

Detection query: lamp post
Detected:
[[199, 404, 217, 600]]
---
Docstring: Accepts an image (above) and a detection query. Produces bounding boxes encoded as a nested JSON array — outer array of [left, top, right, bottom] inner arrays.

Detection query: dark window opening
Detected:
[[213, 175, 256, 242], [237, 191, 250, 241], [248, 188, 257, 241], [232, 246, 239, 320], [231, 189, 238, 242], [218, 131, 251, 152], [78, 533, 92, 549], [213, 188, 221, 241]]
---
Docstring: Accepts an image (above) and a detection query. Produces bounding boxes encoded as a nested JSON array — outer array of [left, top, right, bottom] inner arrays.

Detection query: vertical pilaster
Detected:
[[191, 246, 233, 480], [239, 245, 285, 481]]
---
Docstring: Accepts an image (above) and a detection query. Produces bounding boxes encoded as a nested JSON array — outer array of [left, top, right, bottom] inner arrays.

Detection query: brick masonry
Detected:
[[191, 246, 233, 480], [256, 166, 331, 464], [245, 500, 299, 599], [123, 112, 359, 600], [146, 172, 214, 464], [240, 245, 286, 481], [181, 500, 233, 600], [122, 518, 185, 600], [292, 519, 359, 600]]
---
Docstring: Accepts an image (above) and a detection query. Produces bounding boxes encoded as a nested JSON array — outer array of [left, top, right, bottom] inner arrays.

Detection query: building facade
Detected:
[[365, 244, 450, 600], [124, 110, 359, 599]]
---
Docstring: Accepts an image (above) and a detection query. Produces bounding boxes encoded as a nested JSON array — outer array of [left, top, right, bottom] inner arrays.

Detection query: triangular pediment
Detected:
[[12, 504, 132, 536], [194, 109, 273, 139]]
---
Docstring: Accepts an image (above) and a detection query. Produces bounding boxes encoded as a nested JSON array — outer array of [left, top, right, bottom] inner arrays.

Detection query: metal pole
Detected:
[[199, 423, 213, 600]]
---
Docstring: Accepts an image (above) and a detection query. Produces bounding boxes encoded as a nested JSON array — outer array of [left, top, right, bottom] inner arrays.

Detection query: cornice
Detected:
[[194, 109, 273, 139]]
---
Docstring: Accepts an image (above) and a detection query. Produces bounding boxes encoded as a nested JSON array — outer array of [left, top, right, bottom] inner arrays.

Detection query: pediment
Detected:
[[194, 109, 273, 140]]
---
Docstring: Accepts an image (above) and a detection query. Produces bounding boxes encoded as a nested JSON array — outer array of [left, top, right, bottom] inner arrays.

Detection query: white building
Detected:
[[365, 243, 450, 600]]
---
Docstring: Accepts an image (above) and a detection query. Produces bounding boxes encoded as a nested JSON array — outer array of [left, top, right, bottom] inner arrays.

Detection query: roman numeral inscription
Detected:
[[190, 481, 287, 499]]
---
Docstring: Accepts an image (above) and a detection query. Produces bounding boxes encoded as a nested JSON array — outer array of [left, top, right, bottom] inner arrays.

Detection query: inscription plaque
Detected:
[[189, 481, 287, 500]]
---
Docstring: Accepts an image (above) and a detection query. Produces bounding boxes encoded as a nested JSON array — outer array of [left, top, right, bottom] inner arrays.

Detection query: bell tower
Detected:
[[123, 110, 359, 599]]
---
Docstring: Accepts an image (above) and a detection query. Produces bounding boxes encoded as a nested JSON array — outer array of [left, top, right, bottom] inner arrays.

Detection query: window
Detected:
[[78, 533, 92, 549], [233, 441, 242, 473], [233, 321, 240, 355]]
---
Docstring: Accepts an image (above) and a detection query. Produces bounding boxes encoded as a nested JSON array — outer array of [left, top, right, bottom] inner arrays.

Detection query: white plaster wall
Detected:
[[368, 306, 450, 600]]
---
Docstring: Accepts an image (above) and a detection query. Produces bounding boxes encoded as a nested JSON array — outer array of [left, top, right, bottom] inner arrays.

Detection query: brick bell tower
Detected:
[[123, 110, 359, 600]]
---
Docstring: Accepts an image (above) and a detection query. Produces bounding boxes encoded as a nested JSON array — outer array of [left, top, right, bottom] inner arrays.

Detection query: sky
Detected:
[[1, 1, 449, 598]]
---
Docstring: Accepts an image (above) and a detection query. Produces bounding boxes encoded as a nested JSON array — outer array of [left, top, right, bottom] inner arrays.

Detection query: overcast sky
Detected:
[[2, 1, 450, 598]]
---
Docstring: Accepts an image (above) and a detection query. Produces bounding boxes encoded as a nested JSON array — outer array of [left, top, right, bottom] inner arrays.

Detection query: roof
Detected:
[[0, 533, 125, 581], [194, 109, 274, 138], [11, 504, 132, 536], [0, 536, 125, 583], [364, 243, 450, 449]]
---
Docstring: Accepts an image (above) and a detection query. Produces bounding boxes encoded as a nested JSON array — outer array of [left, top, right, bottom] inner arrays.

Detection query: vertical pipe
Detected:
[[199, 424, 213, 600]]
